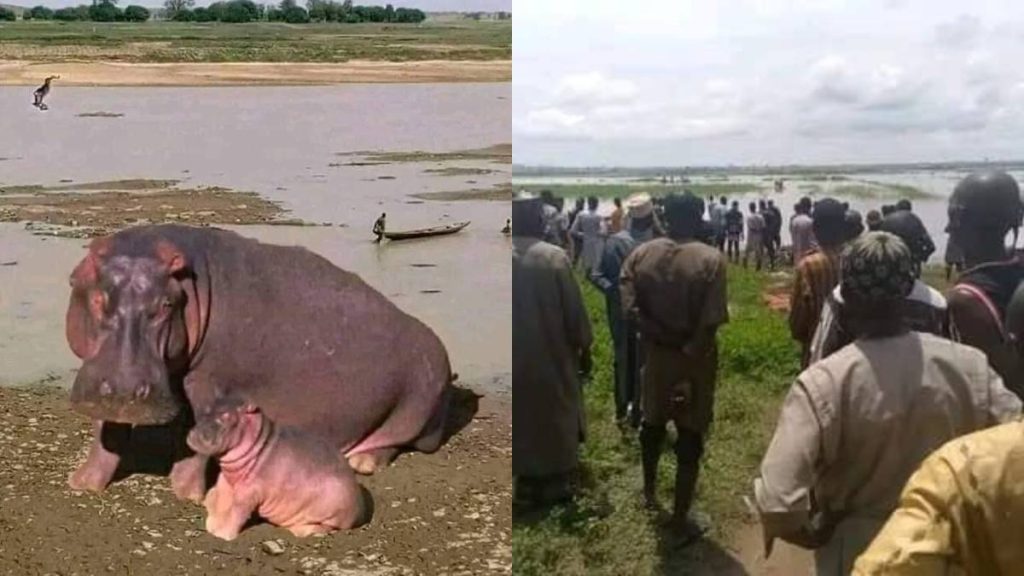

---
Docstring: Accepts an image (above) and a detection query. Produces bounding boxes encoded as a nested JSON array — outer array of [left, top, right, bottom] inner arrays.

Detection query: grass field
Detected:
[[513, 265, 800, 575], [0, 20, 511, 62]]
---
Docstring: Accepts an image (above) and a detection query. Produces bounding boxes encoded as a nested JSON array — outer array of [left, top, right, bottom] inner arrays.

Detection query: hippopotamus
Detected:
[[66, 224, 452, 501], [187, 397, 371, 540]]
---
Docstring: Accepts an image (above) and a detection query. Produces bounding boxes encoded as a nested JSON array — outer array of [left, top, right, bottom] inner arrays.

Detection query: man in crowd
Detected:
[[540, 190, 572, 254], [569, 196, 605, 273], [591, 194, 656, 428], [809, 210, 946, 364], [725, 200, 744, 264], [790, 197, 815, 264], [852, 283, 1024, 575], [607, 197, 624, 234], [946, 171, 1024, 399], [744, 201, 766, 270], [755, 232, 1021, 576], [763, 199, 782, 269], [513, 197, 593, 509], [709, 196, 728, 251], [789, 198, 847, 368], [621, 193, 728, 545]]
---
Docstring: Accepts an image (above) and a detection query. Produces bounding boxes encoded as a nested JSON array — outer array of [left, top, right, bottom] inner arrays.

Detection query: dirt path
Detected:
[[0, 385, 511, 575], [728, 523, 814, 575], [0, 60, 511, 86]]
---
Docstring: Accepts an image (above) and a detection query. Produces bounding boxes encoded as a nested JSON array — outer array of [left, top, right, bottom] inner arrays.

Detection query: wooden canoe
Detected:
[[383, 221, 470, 241]]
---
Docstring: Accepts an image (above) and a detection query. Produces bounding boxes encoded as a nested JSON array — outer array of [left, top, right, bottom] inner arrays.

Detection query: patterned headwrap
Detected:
[[840, 231, 915, 303]]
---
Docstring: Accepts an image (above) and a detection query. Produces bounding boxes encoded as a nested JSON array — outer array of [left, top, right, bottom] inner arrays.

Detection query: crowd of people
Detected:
[[513, 170, 1024, 574]]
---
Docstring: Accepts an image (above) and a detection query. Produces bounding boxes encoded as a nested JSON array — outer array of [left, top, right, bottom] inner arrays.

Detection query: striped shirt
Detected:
[[789, 249, 841, 365]]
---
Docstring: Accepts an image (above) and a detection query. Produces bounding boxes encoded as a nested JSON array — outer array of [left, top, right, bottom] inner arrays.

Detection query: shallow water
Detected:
[[0, 85, 511, 389]]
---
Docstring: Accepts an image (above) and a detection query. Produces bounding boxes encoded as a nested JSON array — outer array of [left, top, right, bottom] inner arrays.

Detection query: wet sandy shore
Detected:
[[0, 60, 512, 86]]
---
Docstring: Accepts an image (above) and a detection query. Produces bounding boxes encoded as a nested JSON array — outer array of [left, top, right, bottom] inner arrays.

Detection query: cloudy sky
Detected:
[[514, 0, 1024, 167]]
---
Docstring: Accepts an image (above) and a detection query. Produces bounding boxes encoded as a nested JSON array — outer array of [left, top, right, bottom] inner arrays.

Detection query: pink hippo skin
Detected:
[[187, 400, 371, 540]]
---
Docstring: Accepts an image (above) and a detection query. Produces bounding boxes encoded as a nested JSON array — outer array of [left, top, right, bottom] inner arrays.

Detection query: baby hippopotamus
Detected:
[[187, 398, 371, 540]]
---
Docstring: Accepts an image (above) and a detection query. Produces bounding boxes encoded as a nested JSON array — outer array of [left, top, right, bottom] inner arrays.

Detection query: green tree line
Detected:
[[3, 0, 426, 24]]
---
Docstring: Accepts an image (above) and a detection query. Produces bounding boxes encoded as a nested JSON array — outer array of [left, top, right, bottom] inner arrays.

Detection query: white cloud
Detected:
[[514, 0, 1024, 166]]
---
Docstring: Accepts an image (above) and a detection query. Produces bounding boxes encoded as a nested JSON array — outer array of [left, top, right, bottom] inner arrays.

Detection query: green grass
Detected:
[[517, 182, 764, 200], [513, 265, 799, 575], [0, 20, 511, 62]]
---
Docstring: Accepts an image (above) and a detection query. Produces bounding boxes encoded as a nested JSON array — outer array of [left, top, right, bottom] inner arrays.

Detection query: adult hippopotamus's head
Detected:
[[67, 235, 200, 425]]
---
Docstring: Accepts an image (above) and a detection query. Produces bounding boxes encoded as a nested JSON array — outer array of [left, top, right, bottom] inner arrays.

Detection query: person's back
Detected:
[[794, 332, 1015, 517], [853, 421, 1024, 575], [624, 237, 725, 346], [790, 212, 815, 263]]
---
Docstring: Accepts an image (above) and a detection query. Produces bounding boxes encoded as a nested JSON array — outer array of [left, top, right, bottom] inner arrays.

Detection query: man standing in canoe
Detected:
[[373, 212, 386, 243]]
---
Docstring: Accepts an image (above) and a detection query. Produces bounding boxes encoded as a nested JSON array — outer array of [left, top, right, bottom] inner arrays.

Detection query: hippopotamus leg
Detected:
[[346, 382, 451, 475], [169, 452, 210, 503], [203, 475, 255, 541], [69, 420, 131, 492]]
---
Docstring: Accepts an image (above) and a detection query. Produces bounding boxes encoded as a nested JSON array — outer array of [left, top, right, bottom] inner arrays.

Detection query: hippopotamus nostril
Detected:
[[99, 380, 113, 397]]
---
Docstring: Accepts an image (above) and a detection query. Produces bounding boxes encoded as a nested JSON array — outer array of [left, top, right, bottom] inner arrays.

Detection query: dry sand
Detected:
[[0, 60, 512, 87]]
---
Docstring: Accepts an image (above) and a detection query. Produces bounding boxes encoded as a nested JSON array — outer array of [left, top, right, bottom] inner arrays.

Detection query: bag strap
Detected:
[[952, 283, 1005, 337]]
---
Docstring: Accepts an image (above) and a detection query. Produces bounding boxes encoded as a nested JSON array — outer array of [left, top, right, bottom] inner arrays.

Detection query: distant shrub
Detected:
[[282, 5, 309, 22], [27, 5, 55, 19], [53, 7, 84, 20], [0, 7, 15, 20], [123, 5, 150, 21], [88, 0, 122, 21]]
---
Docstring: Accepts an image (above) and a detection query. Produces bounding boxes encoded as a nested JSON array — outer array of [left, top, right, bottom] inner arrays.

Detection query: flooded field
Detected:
[[514, 169, 1024, 261], [0, 84, 511, 390]]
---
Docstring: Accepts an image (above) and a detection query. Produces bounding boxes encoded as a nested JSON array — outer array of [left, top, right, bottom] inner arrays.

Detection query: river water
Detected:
[[0, 85, 511, 389]]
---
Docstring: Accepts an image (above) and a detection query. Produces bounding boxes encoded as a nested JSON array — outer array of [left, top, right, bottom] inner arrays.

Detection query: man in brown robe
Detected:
[[620, 192, 728, 544], [512, 197, 593, 508]]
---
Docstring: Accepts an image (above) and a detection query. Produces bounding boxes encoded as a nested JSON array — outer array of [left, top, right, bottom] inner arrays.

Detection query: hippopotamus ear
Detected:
[[66, 247, 107, 359], [155, 241, 188, 276]]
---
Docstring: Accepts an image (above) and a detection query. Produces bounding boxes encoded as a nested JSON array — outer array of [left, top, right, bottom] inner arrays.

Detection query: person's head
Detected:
[[381, 212, 386, 218], [880, 210, 935, 274], [720, 196, 727, 206], [896, 199, 912, 212], [948, 171, 1023, 266], [842, 201, 850, 211], [511, 197, 545, 238], [556, 197, 565, 211], [749, 201, 757, 213], [625, 193, 655, 233], [845, 209, 865, 241], [664, 193, 705, 240], [587, 196, 599, 211], [881, 204, 895, 217], [865, 209, 883, 232], [731, 200, 739, 210], [811, 198, 848, 249], [758, 199, 766, 211], [767, 199, 775, 209], [613, 197, 622, 208], [539, 189, 555, 207], [574, 197, 585, 210], [840, 232, 916, 339], [799, 196, 812, 212]]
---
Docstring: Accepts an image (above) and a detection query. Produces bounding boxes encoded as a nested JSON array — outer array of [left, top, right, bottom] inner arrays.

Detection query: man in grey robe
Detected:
[[513, 197, 594, 508]]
